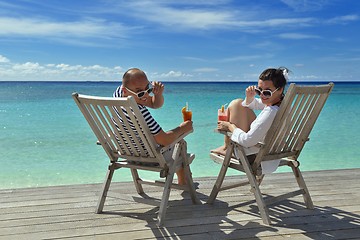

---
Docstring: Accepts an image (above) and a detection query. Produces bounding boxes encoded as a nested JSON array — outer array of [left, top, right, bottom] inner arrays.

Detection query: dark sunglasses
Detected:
[[255, 87, 279, 98], [124, 85, 153, 98]]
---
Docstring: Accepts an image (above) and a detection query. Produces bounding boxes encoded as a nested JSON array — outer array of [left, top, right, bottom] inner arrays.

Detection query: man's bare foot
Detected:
[[210, 145, 227, 156], [178, 179, 186, 185], [177, 168, 187, 185]]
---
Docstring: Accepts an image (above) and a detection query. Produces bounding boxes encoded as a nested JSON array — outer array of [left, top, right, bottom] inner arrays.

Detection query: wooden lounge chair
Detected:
[[207, 83, 334, 225], [72, 93, 200, 226]]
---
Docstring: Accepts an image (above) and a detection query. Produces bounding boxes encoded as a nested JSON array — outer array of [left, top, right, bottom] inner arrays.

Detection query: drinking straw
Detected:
[[221, 103, 228, 112]]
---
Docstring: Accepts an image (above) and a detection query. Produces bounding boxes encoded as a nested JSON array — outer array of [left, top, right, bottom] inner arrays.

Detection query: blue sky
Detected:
[[0, 0, 359, 82]]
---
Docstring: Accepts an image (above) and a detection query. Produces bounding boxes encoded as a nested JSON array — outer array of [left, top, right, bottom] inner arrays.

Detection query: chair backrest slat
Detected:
[[287, 93, 318, 151], [268, 91, 300, 153], [119, 104, 157, 158], [108, 105, 135, 156], [78, 101, 117, 161], [282, 93, 315, 152], [91, 104, 120, 153], [111, 104, 149, 156], [253, 83, 333, 169], [101, 105, 129, 156], [73, 94, 165, 166], [293, 92, 329, 152]]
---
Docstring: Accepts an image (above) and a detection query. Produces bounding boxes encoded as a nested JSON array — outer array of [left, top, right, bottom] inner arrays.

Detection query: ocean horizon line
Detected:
[[0, 80, 359, 84]]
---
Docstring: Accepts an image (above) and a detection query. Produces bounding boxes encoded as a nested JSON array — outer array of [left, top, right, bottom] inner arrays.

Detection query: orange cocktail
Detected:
[[182, 102, 192, 121], [183, 110, 192, 121]]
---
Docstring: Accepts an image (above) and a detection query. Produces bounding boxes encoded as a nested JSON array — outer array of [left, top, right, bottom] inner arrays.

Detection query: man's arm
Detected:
[[153, 121, 193, 146]]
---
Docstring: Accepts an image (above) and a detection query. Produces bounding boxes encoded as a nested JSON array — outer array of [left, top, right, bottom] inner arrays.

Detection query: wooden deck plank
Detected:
[[0, 169, 359, 240]]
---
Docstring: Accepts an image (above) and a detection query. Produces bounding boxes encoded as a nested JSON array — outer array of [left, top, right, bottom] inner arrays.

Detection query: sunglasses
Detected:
[[124, 85, 153, 98], [255, 87, 279, 98]]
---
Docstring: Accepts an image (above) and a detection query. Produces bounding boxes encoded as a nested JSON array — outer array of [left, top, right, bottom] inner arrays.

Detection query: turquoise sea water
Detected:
[[0, 81, 359, 189]]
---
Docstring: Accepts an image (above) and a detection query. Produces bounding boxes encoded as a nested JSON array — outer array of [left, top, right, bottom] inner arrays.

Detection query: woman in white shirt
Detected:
[[211, 67, 289, 158]]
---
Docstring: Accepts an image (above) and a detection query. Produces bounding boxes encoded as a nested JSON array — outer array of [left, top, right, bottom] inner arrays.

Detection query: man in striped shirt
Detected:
[[113, 68, 193, 185]]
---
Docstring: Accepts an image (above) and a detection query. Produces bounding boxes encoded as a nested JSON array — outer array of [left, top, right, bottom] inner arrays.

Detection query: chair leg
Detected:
[[157, 159, 177, 226], [238, 152, 271, 225], [291, 164, 314, 209], [96, 163, 116, 213], [130, 168, 144, 194], [180, 141, 200, 204], [256, 174, 265, 185], [207, 145, 233, 204]]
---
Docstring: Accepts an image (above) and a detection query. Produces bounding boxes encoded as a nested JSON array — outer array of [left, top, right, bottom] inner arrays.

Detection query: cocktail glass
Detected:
[[183, 109, 192, 121], [218, 108, 228, 121]]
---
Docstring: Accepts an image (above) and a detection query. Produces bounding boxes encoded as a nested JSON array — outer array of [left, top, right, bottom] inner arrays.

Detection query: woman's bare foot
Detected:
[[210, 145, 227, 156]]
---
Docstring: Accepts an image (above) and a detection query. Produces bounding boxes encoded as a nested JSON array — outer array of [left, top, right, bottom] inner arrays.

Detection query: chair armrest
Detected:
[[214, 129, 232, 137], [158, 130, 193, 153]]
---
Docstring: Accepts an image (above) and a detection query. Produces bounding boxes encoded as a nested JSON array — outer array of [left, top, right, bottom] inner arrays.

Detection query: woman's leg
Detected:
[[228, 99, 256, 132], [211, 99, 256, 155]]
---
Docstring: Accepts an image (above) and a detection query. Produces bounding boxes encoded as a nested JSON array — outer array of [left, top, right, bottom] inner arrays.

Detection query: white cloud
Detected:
[[0, 54, 198, 81], [326, 14, 359, 24], [233, 18, 314, 28], [12, 62, 44, 72], [182, 56, 208, 62], [0, 17, 133, 47], [160, 71, 184, 78], [0, 55, 123, 81], [319, 56, 360, 62], [193, 67, 218, 72], [149, 70, 194, 80], [279, 33, 321, 39], [220, 54, 271, 62], [281, 0, 329, 12], [0, 55, 10, 63], [294, 63, 304, 67], [123, 1, 314, 31], [297, 75, 321, 80], [130, 4, 234, 30]]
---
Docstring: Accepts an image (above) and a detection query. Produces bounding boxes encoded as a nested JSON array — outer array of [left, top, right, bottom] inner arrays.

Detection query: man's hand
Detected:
[[179, 120, 193, 133], [150, 81, 164, 109], [152, 81, 164, 96]]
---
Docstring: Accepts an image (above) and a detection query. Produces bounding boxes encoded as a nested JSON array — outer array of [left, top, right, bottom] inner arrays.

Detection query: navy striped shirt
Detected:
[[113, 85, 162, 135]]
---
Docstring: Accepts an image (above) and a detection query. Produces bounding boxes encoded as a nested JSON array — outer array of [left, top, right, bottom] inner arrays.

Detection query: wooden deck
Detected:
[[1, 168, 360, 240]]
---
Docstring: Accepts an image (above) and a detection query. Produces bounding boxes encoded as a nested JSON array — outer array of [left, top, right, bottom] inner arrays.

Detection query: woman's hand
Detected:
[[217, 121, 235, 132], [245, 85, 256, 105]]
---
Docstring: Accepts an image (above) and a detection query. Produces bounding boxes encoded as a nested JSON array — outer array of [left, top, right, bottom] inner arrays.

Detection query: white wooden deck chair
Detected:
[[207, 83, 334, 225], [72, 93, 200, 226]]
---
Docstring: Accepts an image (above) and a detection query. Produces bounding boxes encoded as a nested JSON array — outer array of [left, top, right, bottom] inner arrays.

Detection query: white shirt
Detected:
[[231, 98, 280, 173], [231, 98, 279, 150]]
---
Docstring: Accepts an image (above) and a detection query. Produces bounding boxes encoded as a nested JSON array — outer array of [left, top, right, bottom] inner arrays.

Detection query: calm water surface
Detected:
[[0, 81, 359, 189]]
